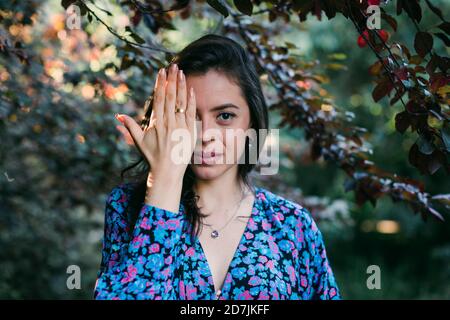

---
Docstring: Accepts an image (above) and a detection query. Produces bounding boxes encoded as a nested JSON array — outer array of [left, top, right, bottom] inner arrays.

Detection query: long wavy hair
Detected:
[[120, 34, 269, 244]]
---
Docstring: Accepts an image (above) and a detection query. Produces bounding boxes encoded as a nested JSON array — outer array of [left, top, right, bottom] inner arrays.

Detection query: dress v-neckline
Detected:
[[194, 186, 262, 299]]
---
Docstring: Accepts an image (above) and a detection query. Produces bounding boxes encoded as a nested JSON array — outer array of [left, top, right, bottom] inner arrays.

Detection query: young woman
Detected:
[[94, 34, 341, 300]]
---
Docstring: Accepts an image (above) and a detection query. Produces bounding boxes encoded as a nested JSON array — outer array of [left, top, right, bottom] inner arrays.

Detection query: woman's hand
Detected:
[[115, 63, 197, 182]]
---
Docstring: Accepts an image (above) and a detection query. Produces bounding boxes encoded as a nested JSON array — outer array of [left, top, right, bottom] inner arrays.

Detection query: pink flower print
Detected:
[[258, 255, 268, 263], [150, 243, 160, 253], [249, 276, 262, 286], [121, 264, 137, 283], [262, 220, 271, 231], [186, 247, 195, 257], [268, 240, 280, 255], [238, 290, 253, 299], [265, 260, 275, 270], [179, 280, 185, 299], [300, 275, 308, 288], [118, 193, 127, 203], [258, 290, 270, 300], [164, 256, 173, 265], [225, 273, 232, 284], [140, 217, 152, 230], [186, 284, 197, 299], [166, 219, 180, 230], [330, 288, 337, 298], [239, 244, 248, 252], [132, 234, 148, 249], [287, 265, 296, 283]]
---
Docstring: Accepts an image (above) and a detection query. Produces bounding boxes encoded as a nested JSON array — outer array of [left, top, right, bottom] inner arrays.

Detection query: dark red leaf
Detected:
[[395, 111, 410, 134], [414, 32, 433, 58], [233, 0, 253, 16], [434, 33, 450, 47], [403, 0, 422, 22], [372, 80, 392, 102], [206, 0, 229, 17], [438, 22, 450, 36], [425, 0, 445, 22]]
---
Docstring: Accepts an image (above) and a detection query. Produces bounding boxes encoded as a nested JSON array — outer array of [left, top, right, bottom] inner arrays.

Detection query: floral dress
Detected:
[[94, 183, 341, 300]]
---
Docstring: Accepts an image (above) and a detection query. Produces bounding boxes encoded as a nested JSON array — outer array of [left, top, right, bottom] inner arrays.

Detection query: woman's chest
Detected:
[[174, 224, 310, 300]]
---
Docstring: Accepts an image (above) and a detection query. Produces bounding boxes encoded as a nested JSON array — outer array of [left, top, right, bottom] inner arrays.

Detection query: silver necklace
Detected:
[[201, 187, 249, 239]]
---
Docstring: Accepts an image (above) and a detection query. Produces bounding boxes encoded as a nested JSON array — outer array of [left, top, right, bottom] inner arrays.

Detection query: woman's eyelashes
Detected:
[[217, 112, 236, 123]]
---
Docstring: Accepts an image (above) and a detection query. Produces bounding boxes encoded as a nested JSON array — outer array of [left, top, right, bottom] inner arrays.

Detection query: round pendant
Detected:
[[211, 230, 219, 238]]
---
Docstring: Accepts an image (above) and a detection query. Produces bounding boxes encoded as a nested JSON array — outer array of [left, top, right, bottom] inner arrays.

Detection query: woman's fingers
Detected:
[[165, 63, 178, 128], [152, 68, 166, 130], [175, 69, 187, 125], [115, 124, 135, 145], [186, 87, 197, 149], [116, 114, 144, 150], [186, 87, 196, 127]]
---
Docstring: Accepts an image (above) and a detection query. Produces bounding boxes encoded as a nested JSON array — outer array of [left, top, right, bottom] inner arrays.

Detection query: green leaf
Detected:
[[441, 127, 450, 152], [434, 33, 450, 47], [438, 22, 450, 36], [417, 135, 434, 155], [425, 0, 445, 22], [61, 0, 77, 9], [125, 26, 145, 44], [207, 0, 229, 17], [284, 41, 297, 49], [327, 53, 347, 60], [325, 63, 348, 71]]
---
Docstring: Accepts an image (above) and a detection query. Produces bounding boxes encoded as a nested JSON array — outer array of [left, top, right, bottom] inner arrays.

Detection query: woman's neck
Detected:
[[193, 173, 250, 215]]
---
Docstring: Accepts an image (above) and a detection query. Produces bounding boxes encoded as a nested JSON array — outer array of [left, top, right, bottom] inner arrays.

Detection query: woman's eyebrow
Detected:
[[210, 103, 240, 112]]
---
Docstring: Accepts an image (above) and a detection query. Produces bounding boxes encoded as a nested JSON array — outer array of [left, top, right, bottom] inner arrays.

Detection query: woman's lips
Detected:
[[193, 151, 223, 164]]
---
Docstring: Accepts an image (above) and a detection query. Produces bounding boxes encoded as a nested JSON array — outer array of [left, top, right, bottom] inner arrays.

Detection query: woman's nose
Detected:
[[199, 119, 221, 143]]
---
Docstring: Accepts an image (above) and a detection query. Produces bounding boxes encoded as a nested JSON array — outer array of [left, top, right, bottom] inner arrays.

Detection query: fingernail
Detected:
[[179, 70, 184, 82], [115, 113, 124, 123]]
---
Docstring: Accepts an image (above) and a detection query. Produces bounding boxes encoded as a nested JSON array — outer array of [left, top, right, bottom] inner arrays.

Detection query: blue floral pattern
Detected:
[[94, 183, 341, 300]]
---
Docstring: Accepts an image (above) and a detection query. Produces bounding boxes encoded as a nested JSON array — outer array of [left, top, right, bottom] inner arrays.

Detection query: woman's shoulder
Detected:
[[104, 181, 139, 214], [256, 186, 318, 231]]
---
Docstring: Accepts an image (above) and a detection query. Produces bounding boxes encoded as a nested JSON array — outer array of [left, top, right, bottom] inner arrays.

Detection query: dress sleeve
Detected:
[[295, 206, 341, 300], [96, 184, 131, 279], [94, 184, 184, 300]]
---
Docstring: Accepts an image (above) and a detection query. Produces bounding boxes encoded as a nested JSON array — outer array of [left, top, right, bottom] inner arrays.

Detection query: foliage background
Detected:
[[0, 0, 449, 299]]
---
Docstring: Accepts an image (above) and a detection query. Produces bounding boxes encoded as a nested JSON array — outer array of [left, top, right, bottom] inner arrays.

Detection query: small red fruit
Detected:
[[357, 35, 367, 48], [357, 30, 369, 48], [368, 0, 381, 5], [377, 29, 389, 42]]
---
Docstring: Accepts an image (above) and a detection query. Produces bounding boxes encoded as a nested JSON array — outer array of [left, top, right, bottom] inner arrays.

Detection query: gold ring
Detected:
[[175, 108, 185, 113]]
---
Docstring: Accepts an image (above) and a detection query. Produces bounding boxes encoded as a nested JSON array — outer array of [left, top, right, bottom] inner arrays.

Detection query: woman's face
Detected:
[[185, 69, 252, 180]]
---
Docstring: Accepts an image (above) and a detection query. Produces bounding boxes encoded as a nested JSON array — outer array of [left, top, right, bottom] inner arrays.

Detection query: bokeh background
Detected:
[[1, 0, 449, 299]]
